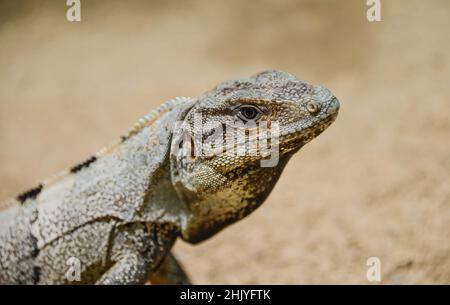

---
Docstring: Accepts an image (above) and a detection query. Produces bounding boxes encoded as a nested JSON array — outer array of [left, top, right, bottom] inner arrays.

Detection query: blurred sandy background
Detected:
[[0, 0, 449, 284]]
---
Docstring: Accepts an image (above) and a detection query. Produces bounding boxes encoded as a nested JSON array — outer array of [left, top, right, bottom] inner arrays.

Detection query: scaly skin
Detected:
[[0, 71, 339, 284]]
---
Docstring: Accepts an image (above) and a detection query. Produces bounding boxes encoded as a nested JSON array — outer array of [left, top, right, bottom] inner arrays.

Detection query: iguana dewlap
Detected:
[[0, 71, 339, 284]]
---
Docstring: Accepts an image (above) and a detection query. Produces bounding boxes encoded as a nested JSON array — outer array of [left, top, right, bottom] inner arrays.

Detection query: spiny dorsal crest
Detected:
[[0, 96, 193, 209]]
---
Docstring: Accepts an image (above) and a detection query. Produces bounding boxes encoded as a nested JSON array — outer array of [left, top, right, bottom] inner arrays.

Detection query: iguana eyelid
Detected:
[[231, 104, 268, 122], [231, 103, 265, 112]]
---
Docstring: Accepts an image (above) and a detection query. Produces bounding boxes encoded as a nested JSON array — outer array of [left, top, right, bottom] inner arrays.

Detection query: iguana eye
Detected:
[[235, 105, 263, 122]]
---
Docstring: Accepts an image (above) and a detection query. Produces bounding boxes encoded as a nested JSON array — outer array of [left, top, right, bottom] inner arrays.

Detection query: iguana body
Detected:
[[0, 71, 339, 284]]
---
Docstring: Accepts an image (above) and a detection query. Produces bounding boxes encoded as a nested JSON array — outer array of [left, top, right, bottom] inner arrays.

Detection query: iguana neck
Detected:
[[99, 103, 193, 230], [175, 153, 293, 244]]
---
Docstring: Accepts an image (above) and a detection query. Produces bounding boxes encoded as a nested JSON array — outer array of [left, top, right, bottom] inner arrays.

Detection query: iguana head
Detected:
[[170, 70, 339, 243]]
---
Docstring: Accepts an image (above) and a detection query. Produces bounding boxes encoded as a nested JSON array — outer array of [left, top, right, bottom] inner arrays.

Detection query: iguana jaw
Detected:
[[279, 107, 339, 155], [170, 147, 285, 243], [176, 154, 293, 244]]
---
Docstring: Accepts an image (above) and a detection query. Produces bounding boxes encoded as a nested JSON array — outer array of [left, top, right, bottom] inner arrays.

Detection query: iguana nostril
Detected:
[[306, 101, 321, 114]]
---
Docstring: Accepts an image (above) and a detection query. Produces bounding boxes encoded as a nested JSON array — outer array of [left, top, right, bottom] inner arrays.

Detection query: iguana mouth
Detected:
[[280, 110, 339, 154]]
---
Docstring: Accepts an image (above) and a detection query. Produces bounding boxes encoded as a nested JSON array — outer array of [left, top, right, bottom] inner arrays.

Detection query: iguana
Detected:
[[0, 71, 339, 284]]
